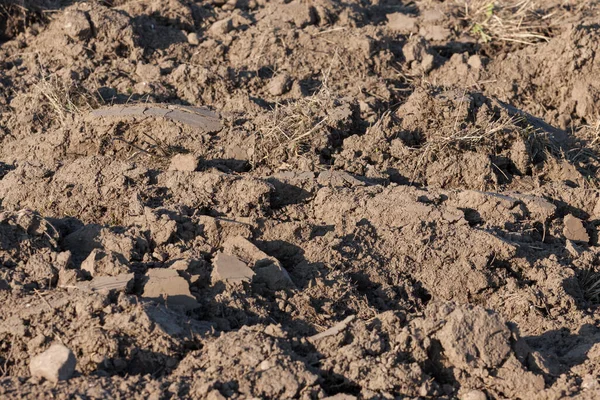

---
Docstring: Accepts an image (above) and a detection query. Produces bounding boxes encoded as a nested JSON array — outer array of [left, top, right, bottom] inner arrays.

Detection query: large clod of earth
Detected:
[[1, 0, 600, 399]]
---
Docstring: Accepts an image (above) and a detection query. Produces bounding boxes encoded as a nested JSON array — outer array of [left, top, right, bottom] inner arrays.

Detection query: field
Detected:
[[1, 0, 600, 398]]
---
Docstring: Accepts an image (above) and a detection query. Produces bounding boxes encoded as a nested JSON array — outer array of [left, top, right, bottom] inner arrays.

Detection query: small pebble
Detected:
[[461, 389, 487, 400], [30, 343, 77, 383], [169, 154, 199, 172], [468, 55, 483, 69], [187, 32, 200, 45], [209, 18, 233, 36]]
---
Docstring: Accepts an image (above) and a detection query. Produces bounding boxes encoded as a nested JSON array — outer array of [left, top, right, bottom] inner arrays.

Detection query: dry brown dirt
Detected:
[[1, 0, 600, 399]]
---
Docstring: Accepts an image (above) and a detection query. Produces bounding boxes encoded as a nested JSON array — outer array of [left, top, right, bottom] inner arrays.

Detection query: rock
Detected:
[[143, 269, 199, 311], [323, 394, 358, 400], [211, 252, 255, 284], [84, 273, 134, 293], [169, 154, 199, 172], [461, 390, 487, 400], [30, 343, 76, 383], [386, 13, 418, 34], [467, 55, 482, 69], [62, 10, 92, 41], [187, 32, 200, 45], [563, 214, 589, 243], [81, 249, 129, 277], [135, 63, 161, 82], [209, 17, 233, 36], [269, 73, 292, 96]]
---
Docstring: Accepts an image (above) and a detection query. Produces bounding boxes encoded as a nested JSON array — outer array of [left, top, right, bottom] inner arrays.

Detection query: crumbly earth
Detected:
[[1, 0, 600, 399]]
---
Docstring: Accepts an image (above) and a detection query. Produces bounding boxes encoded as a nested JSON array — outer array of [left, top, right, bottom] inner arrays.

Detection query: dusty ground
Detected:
[[1, 0, 600, 398]]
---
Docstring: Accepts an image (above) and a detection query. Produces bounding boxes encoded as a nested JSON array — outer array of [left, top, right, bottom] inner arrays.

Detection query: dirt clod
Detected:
[[62, 10, 92, 41], [209, 17, 233, 36], [211, 252, 255, 284], [169, 153, 199, 172], [81, 249, 130, 277], [269, 73, 292, 96], [2, 0, 600, 398], [461, 390, 488, 400], [387, 13, 418, 34], [436, 304, 512, 370], [187, 32, 199, 45], [84, 273, 134, 293], [142, 269, 199, 311], [564, 214, 590, 243]]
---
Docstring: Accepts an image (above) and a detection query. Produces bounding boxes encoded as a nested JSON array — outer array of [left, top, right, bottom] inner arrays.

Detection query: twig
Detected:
[[291, 117, 329, 143], [0, 343, 13, 378], [111, 137, 158, 157], [312, 27, 347, 36], [34, 289, 54, 312], [308, 315, 356, 342]]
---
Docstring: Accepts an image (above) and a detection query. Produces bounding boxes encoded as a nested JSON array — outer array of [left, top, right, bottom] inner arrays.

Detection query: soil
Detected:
[[1, 0, 600, 399]]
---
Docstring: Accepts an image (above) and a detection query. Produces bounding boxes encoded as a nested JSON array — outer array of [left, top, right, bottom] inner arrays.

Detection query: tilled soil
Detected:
[[1, 0, 600, 399]]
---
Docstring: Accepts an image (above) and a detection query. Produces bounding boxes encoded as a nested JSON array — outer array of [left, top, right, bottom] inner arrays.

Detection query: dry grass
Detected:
[[457, 0, 561, 45], [578, 119, 600, 147], [253, 88, 351, 169], [579, 268, 600, 305], [410, 113, 526, 184], [408, 91, 549, 186], [0, 0, 52, 40], [419, 97, 545, 154], [563, 120, 600, 189], [13, 208, 60, 246], [0, 1, 28, 36], [34, 74, 100, 125], [440, 114, 524, 149]]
